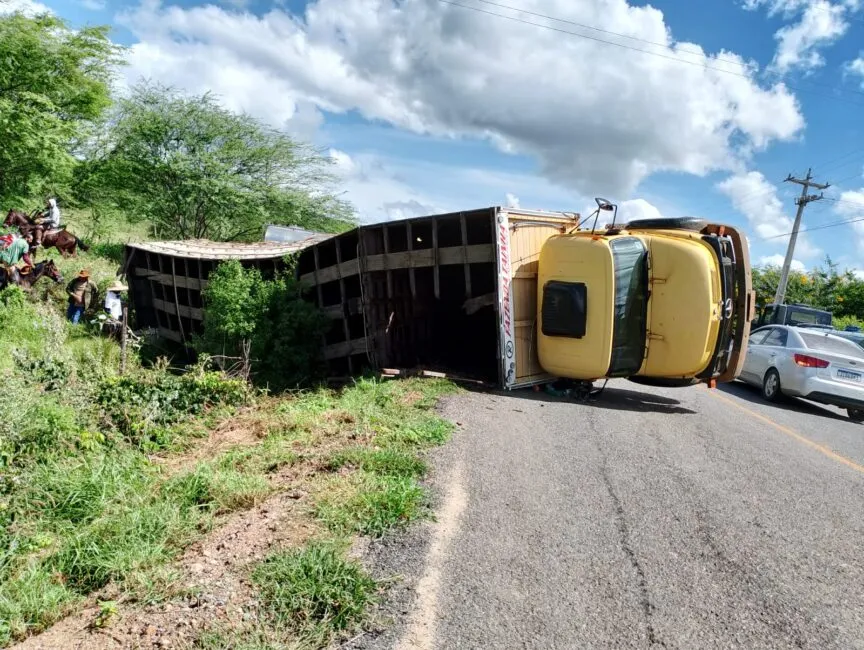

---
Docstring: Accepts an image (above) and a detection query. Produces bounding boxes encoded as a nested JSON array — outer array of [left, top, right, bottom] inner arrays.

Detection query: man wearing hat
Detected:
[[65, 268, 98, 324], [103, 280, 128, 320]]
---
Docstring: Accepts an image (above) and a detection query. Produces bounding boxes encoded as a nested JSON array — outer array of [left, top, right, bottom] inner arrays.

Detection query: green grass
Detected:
[[251, 542, 377, 640], [0, 233, 461, 649], [0, 564, 78, 645], [326, 447, 427, 478], [315, 473, 427, 537]]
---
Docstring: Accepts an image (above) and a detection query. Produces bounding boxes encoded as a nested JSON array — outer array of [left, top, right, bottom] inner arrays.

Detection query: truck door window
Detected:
[[541, 281, 588, 338], [607, 237, 649, 376]]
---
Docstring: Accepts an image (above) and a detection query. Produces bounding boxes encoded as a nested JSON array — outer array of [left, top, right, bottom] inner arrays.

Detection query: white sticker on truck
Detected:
[[497, 210, 516, 388]]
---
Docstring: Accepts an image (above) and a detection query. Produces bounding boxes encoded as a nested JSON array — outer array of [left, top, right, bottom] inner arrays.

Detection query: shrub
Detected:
[[0, 393, 80, 469], [197, 259, 329, 390], [97, 361, 249, 449]]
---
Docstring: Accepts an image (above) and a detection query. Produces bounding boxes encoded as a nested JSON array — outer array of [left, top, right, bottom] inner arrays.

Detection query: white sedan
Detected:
[[739, 325, 864, 421]]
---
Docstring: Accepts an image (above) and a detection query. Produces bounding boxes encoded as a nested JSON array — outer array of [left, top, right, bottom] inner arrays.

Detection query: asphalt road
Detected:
[[373, 379, 864, 650]]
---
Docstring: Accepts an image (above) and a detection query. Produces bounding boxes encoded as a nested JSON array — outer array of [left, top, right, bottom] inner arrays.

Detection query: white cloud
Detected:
[[770, 1, 848, 73], [328, 149, 436, 222], [328, 148, 586, 223], [117, 0, 804, 198], [0, 0, 50, 15], [617, 198, 663, 222], [505, 193, 520, 209], [716, 171, 820, 258], [845, 54, 864, 85], [833, 188, 864, 253], [758, 254, 805, 271], [79, 0, 105, 9]]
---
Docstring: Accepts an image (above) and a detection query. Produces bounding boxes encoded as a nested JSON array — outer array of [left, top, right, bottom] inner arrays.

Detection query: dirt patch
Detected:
[[157, 408, 274, 474], [399, 391, 424, 408]]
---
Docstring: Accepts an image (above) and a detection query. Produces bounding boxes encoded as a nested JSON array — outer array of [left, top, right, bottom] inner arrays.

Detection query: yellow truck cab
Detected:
[[537, 204, 754, 387]]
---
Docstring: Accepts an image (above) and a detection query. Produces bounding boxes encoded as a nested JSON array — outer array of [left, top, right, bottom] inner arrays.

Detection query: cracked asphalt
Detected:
[[369, 379, 864, 650]]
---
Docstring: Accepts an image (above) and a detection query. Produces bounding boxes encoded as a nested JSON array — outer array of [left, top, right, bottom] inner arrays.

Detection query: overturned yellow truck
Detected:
[[124, 203, 754, 392], [536, 202, 754, 388]]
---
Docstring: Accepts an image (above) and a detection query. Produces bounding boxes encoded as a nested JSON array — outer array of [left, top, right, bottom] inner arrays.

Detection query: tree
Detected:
[[0, 10, 121, 205], [93, 83, 354, 241], [198, 259, 329, 389]]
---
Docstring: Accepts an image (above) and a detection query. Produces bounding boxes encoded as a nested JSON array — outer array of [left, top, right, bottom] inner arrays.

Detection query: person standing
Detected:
[[103, 280, 127, 320], [66, 269, 98, 324]]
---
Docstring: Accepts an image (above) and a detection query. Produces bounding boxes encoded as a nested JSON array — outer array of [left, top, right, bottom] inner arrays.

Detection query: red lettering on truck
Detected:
[[499, 221, 512, 338]]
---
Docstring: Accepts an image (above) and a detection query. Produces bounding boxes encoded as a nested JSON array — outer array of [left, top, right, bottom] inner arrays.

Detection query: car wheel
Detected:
[[847, 408, 864, 423], [762, 369, 782, 402]]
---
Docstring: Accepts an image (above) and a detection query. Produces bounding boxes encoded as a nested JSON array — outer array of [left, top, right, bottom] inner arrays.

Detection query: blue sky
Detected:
[[24, 0, 864, 271]]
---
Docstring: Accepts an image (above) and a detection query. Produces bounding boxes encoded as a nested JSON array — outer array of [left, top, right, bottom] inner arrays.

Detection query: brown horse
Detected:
[[3, 210, 89, 257], [0, 259, 63, 292]]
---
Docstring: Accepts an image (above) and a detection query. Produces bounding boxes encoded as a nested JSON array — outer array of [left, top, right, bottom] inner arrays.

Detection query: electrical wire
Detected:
[[761, 212, 864, 240], [468, 0, 758, 70], [437, 0, 864, 106]]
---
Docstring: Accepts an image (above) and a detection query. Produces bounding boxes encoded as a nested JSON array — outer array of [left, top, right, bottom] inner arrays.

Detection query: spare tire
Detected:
[[623, 217, 707, 232]]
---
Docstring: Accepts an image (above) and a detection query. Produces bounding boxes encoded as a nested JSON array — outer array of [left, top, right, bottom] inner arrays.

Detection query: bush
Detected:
[[197, 259, 329, 390], [833, 315, 863, 331], [0, 391, 80, 470], [97, 361, 250, 449]]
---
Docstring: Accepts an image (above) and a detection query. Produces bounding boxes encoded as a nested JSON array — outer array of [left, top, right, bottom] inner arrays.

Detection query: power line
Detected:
[[437, 0, 758, 77], [469, 0, 756, 70], [762, 212, 864, 240], [438, 0, 864, 106], [812, 146, 864, 175], [825, 196, 864, 209]]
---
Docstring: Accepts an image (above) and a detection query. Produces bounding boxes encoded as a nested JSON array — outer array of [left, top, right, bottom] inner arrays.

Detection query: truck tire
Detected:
[[624, 217, 707, 232]]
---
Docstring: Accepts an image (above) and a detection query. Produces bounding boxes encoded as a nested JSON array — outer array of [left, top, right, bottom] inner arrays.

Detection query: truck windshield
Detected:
[[608, 237, 649, 376]]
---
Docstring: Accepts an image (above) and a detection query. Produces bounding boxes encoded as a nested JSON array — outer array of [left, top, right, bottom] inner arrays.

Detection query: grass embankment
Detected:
[[0, 282, 457, 647]]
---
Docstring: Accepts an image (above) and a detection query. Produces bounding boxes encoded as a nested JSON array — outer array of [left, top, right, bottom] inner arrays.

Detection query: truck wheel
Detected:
[[623, 217, 707, 232], [762, 369, 782, 402], [847, 408, 864, 423]]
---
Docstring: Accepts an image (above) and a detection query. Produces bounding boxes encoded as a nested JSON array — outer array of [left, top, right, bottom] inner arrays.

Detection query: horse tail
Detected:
[[75, 237, 90, 252]]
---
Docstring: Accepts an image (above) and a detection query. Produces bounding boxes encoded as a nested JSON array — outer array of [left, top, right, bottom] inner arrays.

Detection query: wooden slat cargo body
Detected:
[[124, 207, 578, 388]]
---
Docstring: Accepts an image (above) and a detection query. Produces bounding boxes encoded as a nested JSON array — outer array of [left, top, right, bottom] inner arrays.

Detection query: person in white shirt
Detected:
[[103, 281, 127, 320], [34, 197, 61, 247]]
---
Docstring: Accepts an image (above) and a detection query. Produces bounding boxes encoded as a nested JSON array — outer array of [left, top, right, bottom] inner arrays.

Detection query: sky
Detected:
[[9, 0, 864, 271]]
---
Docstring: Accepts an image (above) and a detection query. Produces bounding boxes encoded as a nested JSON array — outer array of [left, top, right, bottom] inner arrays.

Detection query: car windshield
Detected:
[[607, 237, 648, 375], [798, 332, 864, 359]]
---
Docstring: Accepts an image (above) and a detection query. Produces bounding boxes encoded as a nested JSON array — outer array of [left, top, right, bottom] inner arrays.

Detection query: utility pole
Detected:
[[773, 168, 829, 306]]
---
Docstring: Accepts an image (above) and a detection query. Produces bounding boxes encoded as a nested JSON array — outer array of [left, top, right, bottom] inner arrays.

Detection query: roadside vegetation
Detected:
[[0, 7, 461, 648], [753, 259, 864, 329], [0, 288, 458, 646]]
